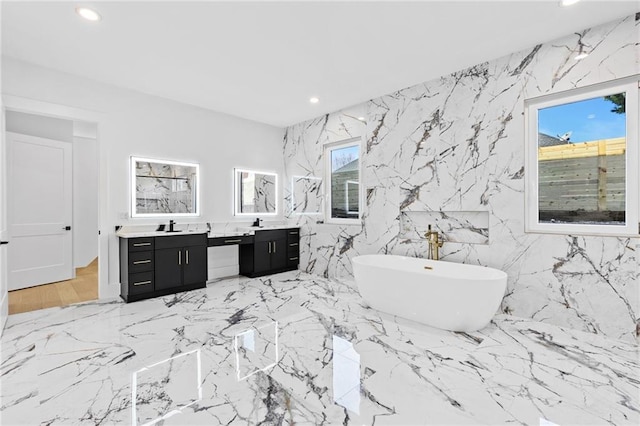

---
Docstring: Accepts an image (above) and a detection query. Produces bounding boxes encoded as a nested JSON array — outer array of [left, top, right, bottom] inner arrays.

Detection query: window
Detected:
[[324, 137, 362, 223], [525, 78, 639, 236]]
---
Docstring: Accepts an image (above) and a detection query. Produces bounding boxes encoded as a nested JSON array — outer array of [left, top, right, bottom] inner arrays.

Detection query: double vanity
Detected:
[[119, 226, 300, 302], [123, 158, 295, 302]]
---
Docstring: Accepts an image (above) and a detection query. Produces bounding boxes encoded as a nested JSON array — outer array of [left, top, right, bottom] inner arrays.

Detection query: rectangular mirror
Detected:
[[291, 175, 322, 215], [234, 168, 277, 216], [131, 157, 199, 217]]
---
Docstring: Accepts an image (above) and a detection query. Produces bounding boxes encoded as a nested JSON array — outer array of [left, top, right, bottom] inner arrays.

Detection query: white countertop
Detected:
[[116, 230, 208, 239], [116, 225, 297, 239]]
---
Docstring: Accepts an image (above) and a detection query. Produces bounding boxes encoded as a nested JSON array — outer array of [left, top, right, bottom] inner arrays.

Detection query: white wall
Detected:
[[6, 110, 73, 141], [2, 57, 285, 298], [73, 134, 98, 267]]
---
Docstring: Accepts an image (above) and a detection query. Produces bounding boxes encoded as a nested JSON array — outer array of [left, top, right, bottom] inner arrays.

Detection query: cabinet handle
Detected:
[[186, 249, 189, 265], [289, 257, 299, 261], [133, 280, 151, 286], [273, 241, 276, 253], [268, 241, 272, 254], [133, 242, 151, 247], [224, 239, 242, 243], [133, 260, 151, 265], [289, 231, 298, 235], [289, 243, 299, 246], [178, 250, 182, 265]]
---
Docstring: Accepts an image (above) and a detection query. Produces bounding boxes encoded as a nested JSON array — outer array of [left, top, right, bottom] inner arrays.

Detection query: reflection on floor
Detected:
[[8, 257, 98, 315], [1, 270, 638, 425]]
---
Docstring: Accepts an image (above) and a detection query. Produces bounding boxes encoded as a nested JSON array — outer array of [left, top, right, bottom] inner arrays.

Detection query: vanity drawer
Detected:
[[287, 254, 299, 267], [128, 272, 154, 295], [128, 237, 154, 252], [254, 229, 285, 242], [156, 233, 207, 249], [208, 235, 254, 247], [287, 229, 299, 245], [128, 250, 154, 273], [287, 228, 299, 254]]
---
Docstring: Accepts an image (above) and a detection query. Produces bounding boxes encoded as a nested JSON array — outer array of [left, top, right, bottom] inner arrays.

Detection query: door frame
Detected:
[[2, 95, 111, 303]]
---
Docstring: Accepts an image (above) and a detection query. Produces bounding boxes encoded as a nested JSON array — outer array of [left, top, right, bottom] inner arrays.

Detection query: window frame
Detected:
[[324, 137, 363, 225], [524, 78, 639, 236]]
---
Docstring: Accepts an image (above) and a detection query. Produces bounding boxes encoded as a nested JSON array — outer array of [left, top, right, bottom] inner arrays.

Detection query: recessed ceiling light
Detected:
[[76, 7, 101, 22], [560, 0, 581, 6], [574, 52, 589, 60], [309, 97, 319, 104]]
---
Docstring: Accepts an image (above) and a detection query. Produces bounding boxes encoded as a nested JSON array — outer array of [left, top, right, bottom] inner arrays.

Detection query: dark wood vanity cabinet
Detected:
[[286, 228, 300, 268], [239, 228, 299, 278], [155, 234, 208, 290], [120, 233, 207, 302], [120, 237, 155, 299]]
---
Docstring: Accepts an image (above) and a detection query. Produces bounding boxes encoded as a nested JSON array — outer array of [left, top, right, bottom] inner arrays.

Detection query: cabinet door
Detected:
[[183, 245, 207, 286], [270, 236, 287, 271], [155, 248, 183, 290], [253, 241, 272, 274]]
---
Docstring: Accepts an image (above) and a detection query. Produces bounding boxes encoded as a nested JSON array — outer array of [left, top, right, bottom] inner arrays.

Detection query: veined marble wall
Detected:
[[284, 15, 640, 343]]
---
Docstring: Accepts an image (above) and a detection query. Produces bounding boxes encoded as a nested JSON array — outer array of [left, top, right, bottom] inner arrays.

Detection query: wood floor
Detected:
[[8, 258, 99, 315]]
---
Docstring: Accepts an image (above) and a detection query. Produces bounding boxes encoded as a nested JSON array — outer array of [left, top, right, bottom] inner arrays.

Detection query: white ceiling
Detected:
[[2, 1, 638, 127]]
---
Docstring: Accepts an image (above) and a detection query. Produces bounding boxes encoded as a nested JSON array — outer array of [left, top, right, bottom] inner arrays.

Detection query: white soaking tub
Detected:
[[352, 255, 507, 332]]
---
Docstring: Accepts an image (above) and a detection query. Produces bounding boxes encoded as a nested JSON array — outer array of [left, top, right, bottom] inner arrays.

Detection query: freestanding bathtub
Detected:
[[352, 255, 507, 332]]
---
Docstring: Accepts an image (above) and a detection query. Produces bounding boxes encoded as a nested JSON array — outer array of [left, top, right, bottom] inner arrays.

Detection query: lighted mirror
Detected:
[[234, 168, 278, 216], [525, 79, 638, 236], [291, 175, 322, 215], [131, 157, 199, 217]]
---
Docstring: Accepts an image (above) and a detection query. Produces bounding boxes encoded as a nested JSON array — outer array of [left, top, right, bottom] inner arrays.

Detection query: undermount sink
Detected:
[[236, 225, 287, 233]]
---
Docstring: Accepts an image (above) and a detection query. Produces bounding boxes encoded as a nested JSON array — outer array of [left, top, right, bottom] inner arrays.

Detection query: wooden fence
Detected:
[[331, 169, 359, 218], [538, 138, 625, 219]]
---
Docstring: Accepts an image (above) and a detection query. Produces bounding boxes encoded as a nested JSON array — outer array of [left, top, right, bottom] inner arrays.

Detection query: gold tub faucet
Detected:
[[425, 225, 443, 260]]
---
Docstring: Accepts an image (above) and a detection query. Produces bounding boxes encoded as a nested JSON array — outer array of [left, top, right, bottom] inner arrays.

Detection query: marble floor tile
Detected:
[[1, 271, 638, 425]]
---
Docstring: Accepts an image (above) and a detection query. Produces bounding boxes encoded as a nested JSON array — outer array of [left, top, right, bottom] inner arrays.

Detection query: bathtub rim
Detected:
[[352, 254, 507, 281]]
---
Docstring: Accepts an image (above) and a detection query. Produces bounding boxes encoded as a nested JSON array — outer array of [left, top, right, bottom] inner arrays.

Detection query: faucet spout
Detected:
[[425, 225, 444, 260]]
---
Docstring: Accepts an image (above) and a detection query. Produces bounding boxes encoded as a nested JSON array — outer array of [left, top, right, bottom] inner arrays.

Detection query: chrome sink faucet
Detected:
[[425, 225, 443, 260]]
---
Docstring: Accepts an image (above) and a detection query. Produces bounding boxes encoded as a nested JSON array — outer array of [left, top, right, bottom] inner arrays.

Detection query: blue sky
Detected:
[[331, 145, 360, 171], [539, 95, 626, 143]]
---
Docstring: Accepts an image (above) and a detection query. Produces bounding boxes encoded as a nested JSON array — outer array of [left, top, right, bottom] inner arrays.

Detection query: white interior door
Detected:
[[7, 132, 73, 290]]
